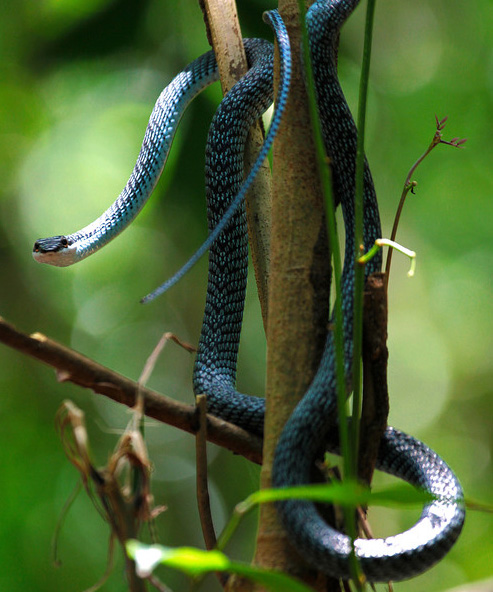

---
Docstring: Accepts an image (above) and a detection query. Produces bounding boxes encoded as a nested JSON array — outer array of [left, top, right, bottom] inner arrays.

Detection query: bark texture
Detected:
[[254, 1, 332, 589]]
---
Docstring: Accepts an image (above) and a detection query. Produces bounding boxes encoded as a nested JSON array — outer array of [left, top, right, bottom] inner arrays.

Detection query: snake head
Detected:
[[32, 235, 76, 267]]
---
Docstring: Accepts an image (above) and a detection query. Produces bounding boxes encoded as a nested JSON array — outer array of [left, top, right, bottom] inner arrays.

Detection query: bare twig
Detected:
[[139, 332, 195, 389], [385, 116, 466, 287], [57, 401, 150, 592], [195, 394, 217, 550], [358, 273, 389, 487], [195, 394, 229, 588], [146, 573, 174, 592], [135, 332, 196, 424], [80, 536, 116, 592], [0, 316, 262, 464]]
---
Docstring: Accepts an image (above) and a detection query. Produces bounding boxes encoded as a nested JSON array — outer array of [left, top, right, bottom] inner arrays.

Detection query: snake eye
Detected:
[[60, 237, 69, 248], [34, 241, 40, 253]]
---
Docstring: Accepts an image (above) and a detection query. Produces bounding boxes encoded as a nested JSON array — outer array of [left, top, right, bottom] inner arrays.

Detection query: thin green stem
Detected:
[[384, 115, 466, 288], [385, 150, 431, 288], [349, 1, 377, 587], [360, 238, 416, 276], [298, 0, 349, 471], [351, 0, 377, 481], [297, 0, 363, 584], [296, 0, 348, 486], [215, 503, 246, 552]]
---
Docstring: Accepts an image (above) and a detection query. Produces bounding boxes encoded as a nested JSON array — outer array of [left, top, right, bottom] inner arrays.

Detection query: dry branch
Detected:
[[0, 315, 262, 464], [359, 272, 389, 486]]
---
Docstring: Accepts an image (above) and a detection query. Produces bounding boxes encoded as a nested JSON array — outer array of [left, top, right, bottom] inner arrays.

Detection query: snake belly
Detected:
[[195, 0, 465, 582]]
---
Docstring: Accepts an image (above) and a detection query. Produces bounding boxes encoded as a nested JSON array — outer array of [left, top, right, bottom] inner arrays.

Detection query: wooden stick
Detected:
[[0, 315, 262, 464], [195, 394, 218, 550], [256, 0, 333, 588], [358, 273, 389, 486]]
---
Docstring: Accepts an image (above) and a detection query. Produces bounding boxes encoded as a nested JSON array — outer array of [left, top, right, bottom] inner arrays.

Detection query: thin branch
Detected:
[[145, 574, 173, 592], [384, 115, 466, 288], [358, 272, 389, 487], [351, 0, 377, 483], [139, 333, 195, 389], [195, 394, 229, 588], [0, 315, 262, 464], [195, 394, 218, 550]]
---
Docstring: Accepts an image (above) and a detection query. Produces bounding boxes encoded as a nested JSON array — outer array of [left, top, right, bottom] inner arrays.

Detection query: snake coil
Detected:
[[33, 0, 465, 581]]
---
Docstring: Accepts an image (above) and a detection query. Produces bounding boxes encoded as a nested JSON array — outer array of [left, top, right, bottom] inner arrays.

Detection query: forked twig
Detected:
[[385, 116, 466, 288]]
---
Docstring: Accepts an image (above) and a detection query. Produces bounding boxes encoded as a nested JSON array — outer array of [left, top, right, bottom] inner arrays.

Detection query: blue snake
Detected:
[[33, 0, 465, 582]]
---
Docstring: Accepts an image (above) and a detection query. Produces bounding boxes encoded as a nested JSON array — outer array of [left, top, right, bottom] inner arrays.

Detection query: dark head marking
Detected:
[[33, 236, 70, 253]]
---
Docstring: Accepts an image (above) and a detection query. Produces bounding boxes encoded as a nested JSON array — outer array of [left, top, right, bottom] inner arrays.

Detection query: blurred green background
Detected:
[[1, 0, 492, 590]]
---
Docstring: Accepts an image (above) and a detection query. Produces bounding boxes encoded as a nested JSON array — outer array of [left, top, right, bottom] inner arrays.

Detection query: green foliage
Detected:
[[241, 480, 434, 508], [124, 480, 444, 589], [127, 541, 314, 592], [216, 479, 436, 555]]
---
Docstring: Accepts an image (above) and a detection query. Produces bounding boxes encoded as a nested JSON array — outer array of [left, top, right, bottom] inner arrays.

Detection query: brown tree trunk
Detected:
[[253, 1, 333, 589]]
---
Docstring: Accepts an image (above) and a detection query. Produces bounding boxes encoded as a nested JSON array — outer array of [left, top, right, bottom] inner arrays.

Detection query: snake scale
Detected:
[[33, 0, 465, 582]]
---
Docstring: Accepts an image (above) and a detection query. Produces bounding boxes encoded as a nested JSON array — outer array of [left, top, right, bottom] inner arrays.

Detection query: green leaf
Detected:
[[369, 483, 435, 507], [242, 480, 435, 510], [231, 564, 315, 592], [244, 479, 368, 508], [126, 540, 314, 591], [127, 541, 229, 577], [218, 480, 441, 556]]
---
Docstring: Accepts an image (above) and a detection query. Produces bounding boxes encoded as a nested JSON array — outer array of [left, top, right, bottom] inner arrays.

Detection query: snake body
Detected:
[[33, 1, 465, 581], [32, 38, 273, 266]]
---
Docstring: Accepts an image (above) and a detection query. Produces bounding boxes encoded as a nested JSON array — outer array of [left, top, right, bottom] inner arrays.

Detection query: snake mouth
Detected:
[[32, 236, 77, 267]]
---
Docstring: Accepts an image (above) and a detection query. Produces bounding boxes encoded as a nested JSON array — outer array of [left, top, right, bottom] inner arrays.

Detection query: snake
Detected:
[[33, 0, 465, 582]]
